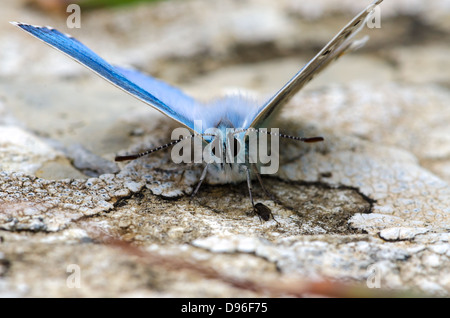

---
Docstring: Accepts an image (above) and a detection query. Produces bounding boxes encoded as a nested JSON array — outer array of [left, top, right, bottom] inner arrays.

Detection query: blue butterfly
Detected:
[[11, 0, 382, 222]]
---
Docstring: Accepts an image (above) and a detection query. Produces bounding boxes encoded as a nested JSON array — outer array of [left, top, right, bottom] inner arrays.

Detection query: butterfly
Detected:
[[12, 0, 383, 221]]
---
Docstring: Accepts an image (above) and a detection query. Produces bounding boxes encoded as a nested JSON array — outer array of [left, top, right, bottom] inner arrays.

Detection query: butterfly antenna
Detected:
[[231, 128, 324, 143], [114, 133, 217, 162], [115, 137, 188, 162], [277, 133, 324, 143]]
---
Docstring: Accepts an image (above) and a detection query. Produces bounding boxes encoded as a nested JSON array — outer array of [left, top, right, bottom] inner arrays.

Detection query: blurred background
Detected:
[[0, 0, 449, 174]]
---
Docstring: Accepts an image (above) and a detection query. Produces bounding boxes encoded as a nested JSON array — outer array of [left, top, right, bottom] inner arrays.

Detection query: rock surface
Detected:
[[0, 0, 449, 297]]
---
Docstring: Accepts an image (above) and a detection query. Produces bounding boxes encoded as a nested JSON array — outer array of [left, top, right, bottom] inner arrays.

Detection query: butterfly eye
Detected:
[[210, 138, 221, 157], [232, 137, 240, 157], [225, 136, 241, 158], [211, 144, 218, 157]]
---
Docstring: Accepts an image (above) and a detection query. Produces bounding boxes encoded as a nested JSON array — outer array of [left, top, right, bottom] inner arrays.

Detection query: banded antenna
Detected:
[[115, 129, 323, 162], [114, 133, 216, 162], [231, 128, 324, 143]]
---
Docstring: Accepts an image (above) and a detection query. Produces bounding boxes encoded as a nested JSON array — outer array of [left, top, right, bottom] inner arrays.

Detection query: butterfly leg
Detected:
[[245, 166, 279, 225], [244, 165, 256, 211], [251, 164, 282, 206], [190, 163, 209, 202], [177, 169, 186, 185]]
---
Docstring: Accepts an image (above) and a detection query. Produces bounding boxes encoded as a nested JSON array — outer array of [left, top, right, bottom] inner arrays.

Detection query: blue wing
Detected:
[[11, 22, 201, 132], [113, 65, 201, 118], [249, 0, 383, 128]]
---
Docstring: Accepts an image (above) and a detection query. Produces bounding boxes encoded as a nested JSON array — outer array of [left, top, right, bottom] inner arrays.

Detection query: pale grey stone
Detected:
[[379, 227, 429, 241], [0, 0, 448, 297]]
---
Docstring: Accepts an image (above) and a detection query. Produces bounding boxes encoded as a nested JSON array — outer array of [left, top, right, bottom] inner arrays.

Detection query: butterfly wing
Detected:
[[11, 22, 202, 133], [113, 65, 200, 111], [249, 0, 383, 128]]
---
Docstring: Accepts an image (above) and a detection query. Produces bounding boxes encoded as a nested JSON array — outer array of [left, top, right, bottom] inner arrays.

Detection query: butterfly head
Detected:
[[214, 119, 245, 164]]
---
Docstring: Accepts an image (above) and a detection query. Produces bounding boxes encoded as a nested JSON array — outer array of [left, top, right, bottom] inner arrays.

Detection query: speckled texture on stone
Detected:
[[0, 0, 449, 297]]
